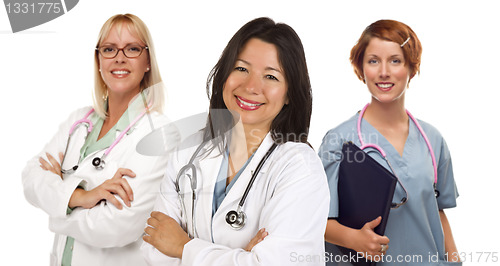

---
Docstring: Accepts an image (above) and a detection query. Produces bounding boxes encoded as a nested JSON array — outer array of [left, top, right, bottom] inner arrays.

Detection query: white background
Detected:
[[1, 0, 499, 265]]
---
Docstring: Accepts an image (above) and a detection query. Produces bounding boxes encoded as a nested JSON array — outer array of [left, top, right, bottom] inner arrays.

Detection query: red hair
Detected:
[[350, 20, 422, 83]]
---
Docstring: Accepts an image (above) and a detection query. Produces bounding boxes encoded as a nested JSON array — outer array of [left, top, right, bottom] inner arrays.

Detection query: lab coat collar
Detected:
[[115, 89, 150, 135], [192, 132, 275, 240], [221, 131, 275, 200]]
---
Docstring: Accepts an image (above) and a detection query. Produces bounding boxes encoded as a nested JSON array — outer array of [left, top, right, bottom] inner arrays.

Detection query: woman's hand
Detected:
[[39, 152, 64, 179], [68, 168, 136, 209], [143, 211, 191, 259], [351, 216, 390, 261], [245, 228, 268, 251]]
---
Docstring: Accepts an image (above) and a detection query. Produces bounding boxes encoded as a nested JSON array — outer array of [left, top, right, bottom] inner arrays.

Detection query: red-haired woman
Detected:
[[319, 20, 460, 265]]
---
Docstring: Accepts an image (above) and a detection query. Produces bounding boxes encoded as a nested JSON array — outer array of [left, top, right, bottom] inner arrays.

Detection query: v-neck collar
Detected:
[[78, 90, 147, 160], [358, 113, 415, 161]]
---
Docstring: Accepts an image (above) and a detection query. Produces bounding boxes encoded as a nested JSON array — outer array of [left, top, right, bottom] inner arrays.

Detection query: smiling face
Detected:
[[222, 38, 288, 134], [363, 37, 410, 104], [98, 22, 150, 100]]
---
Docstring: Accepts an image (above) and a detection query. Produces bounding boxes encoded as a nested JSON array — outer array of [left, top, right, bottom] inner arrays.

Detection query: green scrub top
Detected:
[[61, 92, 146, 266]]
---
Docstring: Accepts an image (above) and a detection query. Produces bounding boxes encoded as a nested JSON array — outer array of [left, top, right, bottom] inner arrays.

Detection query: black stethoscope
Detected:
[[174, 141, 277, 234]]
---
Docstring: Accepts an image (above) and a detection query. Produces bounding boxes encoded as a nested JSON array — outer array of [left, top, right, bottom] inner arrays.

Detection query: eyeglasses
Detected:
[[96, 44, 148, 59]]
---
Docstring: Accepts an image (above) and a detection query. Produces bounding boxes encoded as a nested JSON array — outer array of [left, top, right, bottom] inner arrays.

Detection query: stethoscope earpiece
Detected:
[[92, 157, 105, 170], [391, 197, 408, 209], [225, 210, 246, 230], [433, 184, 440, 198]]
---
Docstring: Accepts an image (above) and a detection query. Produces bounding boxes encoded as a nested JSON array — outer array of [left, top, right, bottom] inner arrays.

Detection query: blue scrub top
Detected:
[[212, 149, 254, 217], [318, 113, 459, 265]]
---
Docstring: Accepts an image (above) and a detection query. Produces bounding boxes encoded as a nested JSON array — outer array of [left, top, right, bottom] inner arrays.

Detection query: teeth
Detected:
[[377, 83, 393, 88], [237, 97, 263, 107], [112, 70, 130, 75]]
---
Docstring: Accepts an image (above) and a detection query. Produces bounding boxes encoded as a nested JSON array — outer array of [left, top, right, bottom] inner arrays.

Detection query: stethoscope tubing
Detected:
[[176, 140, 278, 231], [62, 99, 152, 173], [104, 106, 150, 157], [357, 103, 439, 202], [237, 143, 277, 208], [405, 110, 438, 184], [357, 103, 437, 184], [68, 109, 94, 135]]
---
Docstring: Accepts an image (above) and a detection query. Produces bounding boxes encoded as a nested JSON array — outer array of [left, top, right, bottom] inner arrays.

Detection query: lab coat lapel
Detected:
[[195, 143, 223, 239]]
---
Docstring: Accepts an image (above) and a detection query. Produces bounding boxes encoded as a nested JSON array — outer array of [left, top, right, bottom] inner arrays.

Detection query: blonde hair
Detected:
[[93, 13, 164, 118]]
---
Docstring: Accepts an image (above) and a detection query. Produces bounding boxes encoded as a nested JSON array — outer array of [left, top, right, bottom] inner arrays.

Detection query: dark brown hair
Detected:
[[204, 17, 312, 148]]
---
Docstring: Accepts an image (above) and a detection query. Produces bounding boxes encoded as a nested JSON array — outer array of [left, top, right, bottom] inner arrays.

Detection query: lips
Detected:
[[376, 82, 394, 92], [111, 69, 131, 78], [235, 96, 264, 111]]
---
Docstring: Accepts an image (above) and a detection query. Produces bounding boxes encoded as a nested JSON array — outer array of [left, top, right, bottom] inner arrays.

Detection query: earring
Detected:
[[99, 69, 101, 72], [102, 88, 108, 101], [146, 67, 150, 71]]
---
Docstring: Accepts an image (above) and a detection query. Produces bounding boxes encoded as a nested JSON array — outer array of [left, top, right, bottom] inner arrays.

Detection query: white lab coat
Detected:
[[22, 106, 177, 266], [142, 132, 330, 265]]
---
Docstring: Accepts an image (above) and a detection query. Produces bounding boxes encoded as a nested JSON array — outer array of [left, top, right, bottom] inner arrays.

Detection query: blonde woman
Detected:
[[22, 14, 175, 266]]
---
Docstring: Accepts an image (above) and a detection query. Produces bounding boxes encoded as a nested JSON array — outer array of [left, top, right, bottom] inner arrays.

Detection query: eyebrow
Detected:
[[100, 42, 143, 46], [365, 54, 403, 58], [236, 59, 283, 73]]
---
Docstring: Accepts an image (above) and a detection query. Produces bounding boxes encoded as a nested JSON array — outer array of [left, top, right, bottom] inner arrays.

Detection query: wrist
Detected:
[[177, 237, 191, 259], [68, 188, 85, 208], [345, 228, 362, 251]]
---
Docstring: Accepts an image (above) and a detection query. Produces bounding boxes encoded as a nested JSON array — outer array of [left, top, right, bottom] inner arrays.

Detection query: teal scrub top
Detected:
[[318, 113, 459, 265]]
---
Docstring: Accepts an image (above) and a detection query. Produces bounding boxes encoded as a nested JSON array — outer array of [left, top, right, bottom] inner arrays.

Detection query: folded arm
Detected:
[[143, 148, 330, 265], [48, 154, 167, 248]]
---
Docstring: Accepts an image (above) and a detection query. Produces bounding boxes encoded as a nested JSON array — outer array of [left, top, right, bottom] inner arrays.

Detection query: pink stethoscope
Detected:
[[357, 103, 439, 208], [60, 105, 150, 174]]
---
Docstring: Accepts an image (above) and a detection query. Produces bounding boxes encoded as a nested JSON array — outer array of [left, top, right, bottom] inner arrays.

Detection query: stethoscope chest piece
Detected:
[[92, 157, 105, 170], [225, 210, 246, 230], [62, 101, 150, 173]]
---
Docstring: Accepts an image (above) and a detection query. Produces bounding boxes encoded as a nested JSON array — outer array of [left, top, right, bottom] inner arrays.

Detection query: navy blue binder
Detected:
[[336, 141, 397, 266]]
